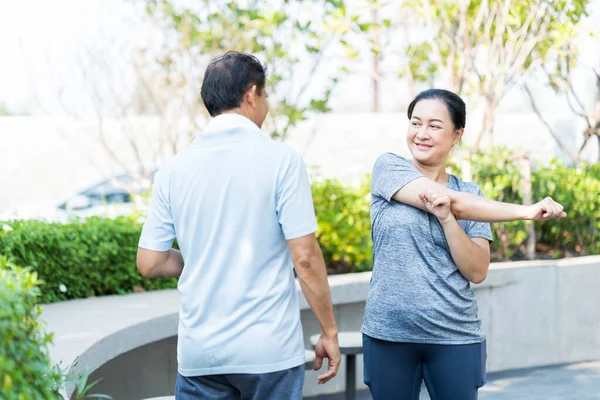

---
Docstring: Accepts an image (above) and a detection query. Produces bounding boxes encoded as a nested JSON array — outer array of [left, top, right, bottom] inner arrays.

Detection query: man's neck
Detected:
[[220, 109, 252, 120]]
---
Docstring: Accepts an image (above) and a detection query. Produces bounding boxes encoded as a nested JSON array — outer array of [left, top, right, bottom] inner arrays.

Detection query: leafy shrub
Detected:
[[0, 257, 62, 399], [1, 153, 598, 304], [0, 217, 177, 304], [312, 177, 372, 274], [0, 257, 112, 399], [533, 161, 600, 256], [463, 148, 528, 260], [454, 147, 600, 260]]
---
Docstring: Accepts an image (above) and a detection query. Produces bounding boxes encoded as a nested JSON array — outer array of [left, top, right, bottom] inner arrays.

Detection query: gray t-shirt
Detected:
[[362, 153, 493, 344]]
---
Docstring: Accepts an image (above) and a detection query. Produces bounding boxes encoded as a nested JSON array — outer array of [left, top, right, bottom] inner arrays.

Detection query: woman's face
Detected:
[[407, 99, 463, 166]]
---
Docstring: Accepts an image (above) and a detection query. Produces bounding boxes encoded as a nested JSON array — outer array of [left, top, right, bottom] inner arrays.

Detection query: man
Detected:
[[137, 51, 341, 400]]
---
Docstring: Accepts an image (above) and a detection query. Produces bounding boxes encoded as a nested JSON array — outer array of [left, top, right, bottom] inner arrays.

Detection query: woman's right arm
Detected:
[[392, 177, 566, 223]]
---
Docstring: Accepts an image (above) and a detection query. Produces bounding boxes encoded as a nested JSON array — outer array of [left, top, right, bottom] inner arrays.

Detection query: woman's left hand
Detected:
[[419, 191, 453, 222]]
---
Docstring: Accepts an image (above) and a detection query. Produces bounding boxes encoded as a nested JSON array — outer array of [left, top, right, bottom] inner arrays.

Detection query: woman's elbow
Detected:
[[470, 272, 487, 284], [469, 264, 489, 284]]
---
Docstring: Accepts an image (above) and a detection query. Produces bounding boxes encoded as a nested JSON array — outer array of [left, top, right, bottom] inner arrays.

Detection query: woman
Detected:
[[362, 89, 566, 399]]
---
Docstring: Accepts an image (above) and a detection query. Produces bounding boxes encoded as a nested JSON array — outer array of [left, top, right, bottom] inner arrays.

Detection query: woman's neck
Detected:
[[411, 159, 449, 185]]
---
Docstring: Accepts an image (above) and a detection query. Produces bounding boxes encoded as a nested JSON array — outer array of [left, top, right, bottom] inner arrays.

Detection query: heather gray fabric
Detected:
[[362, 153, 493, 344]]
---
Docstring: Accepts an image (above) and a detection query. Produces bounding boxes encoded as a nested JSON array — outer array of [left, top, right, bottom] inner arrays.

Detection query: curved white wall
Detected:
[[44, 255, 600, 399]]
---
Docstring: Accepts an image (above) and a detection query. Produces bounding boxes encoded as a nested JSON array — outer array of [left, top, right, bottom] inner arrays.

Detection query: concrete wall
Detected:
[[74, 256, 600, 399], [88, 337, 177, 400], [300, 256, 600, 397]]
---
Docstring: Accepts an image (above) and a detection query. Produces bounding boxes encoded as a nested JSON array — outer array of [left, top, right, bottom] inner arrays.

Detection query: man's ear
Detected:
[[244, 85, 258, 108]]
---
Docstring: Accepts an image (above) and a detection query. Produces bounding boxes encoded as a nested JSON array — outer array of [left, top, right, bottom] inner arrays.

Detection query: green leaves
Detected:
[[0, 261, 62, 399], [72, 370, 112, 400], [312, 177, 373, 273], [145, 0, 362, 141], [0, 217, 178, 304], [453, 147, 600, 260], [399, 0, 590, 125], [2, 151, 598, 294]]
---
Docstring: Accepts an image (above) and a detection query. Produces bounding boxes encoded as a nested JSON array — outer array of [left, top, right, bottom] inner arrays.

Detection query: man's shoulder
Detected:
[[252, 134, 303, 165]]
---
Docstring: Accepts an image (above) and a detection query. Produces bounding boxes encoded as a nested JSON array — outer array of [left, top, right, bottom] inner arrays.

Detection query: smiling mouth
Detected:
[[415, 143, 432, 149]]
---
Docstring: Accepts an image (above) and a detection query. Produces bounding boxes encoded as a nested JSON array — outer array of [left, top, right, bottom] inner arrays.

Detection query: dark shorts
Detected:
[[175, 365, 304, 400], [363, 334, 487, 400]]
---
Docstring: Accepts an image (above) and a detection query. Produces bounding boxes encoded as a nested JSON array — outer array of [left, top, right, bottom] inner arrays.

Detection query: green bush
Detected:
[[0, 217, 177, 304], [312, 177, 372, 274], [0, 257, 62, 399], [1, 152, 598, 303], [462, 147, 528, 260], [533, 161, 600, 256], [457, 148, 600, 260]]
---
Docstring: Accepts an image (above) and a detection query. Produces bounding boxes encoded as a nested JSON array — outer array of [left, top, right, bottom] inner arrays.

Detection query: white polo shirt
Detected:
[[139, 113, 318, 376]]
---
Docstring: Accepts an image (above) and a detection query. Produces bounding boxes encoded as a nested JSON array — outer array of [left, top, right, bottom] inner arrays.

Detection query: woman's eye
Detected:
[[430, 125, 441, 129], [412, 122, 420, 126]]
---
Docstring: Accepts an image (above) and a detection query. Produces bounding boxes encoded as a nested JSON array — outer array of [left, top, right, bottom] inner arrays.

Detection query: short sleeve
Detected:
[[466, 188, 494, 243], [371, 153, 424, 202], [138, 170, 176, 251], [276, 155, 318, 240]]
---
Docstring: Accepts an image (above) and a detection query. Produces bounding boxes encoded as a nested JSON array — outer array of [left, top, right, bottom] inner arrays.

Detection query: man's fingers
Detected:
[[318, 358, 340, 384], [318, 370, 335, 384], [313, 356, 323, 371]]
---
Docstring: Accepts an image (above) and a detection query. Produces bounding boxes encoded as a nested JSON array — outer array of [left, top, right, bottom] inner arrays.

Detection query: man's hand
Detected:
[[526, 197, 567, 220], [419, 191, 453, 222], [313, 333, 341, 385]]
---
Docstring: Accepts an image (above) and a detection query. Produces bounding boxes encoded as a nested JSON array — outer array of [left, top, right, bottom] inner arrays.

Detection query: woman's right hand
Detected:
[[526, 197, 567, 220], [419, 191, 453, 222]]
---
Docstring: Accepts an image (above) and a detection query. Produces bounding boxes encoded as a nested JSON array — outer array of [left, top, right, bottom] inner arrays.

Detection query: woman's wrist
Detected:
[[437, 213, 457, 226]]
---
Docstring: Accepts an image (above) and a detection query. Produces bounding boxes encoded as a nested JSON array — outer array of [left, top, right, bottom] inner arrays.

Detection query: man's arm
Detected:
[[288, 234, 341, 385], [137, 248, 184, 278], [393, 177, 566, 222]]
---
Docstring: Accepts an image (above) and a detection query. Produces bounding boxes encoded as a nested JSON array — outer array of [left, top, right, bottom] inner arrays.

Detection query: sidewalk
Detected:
[[306, 361, 600, 400]]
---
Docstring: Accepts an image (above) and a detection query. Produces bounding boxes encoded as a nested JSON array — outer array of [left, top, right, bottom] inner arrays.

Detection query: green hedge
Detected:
[[312, 177, 372, 274], [0, 218, 176, 304], [1, 149, 598, 303], [459, 148, 600, 260], [0, 257, 62, 399]]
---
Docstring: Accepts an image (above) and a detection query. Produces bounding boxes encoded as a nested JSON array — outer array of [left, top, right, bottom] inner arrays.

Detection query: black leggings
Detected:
[[363, 334, 487, 400]]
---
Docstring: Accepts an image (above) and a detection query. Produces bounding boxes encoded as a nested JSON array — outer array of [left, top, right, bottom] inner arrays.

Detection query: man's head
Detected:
[[201, 51, 269, 128]]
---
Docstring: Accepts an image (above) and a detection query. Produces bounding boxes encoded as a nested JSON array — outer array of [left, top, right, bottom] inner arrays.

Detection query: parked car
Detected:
[[1, 171, 154, 222]]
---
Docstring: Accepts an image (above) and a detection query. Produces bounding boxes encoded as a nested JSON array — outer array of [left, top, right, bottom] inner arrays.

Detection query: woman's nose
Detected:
[[416, 127, 429, 139]]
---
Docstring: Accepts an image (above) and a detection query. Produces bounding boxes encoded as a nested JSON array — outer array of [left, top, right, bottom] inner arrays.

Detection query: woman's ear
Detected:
[[453, 128, 464, 146]]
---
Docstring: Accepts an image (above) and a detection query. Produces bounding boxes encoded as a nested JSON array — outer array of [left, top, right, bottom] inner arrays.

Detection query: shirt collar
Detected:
[[191, 114, 263, 148]]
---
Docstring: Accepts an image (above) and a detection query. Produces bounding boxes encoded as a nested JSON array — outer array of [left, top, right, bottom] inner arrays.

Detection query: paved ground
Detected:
[[306, 361, 600, 400]]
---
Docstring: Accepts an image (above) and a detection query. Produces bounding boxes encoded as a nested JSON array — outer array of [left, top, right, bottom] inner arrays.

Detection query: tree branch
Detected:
[[524, 83, 579, 162]]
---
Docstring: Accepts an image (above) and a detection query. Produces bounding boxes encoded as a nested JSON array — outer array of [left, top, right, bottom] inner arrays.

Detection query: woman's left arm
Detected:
[[419, 192, 490, 283], [438, 215, 490, 283]]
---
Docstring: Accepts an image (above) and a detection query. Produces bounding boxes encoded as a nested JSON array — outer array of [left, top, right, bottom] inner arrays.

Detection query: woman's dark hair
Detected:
[[201, 51, 267, 117], [407, 89, 466, 130]]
